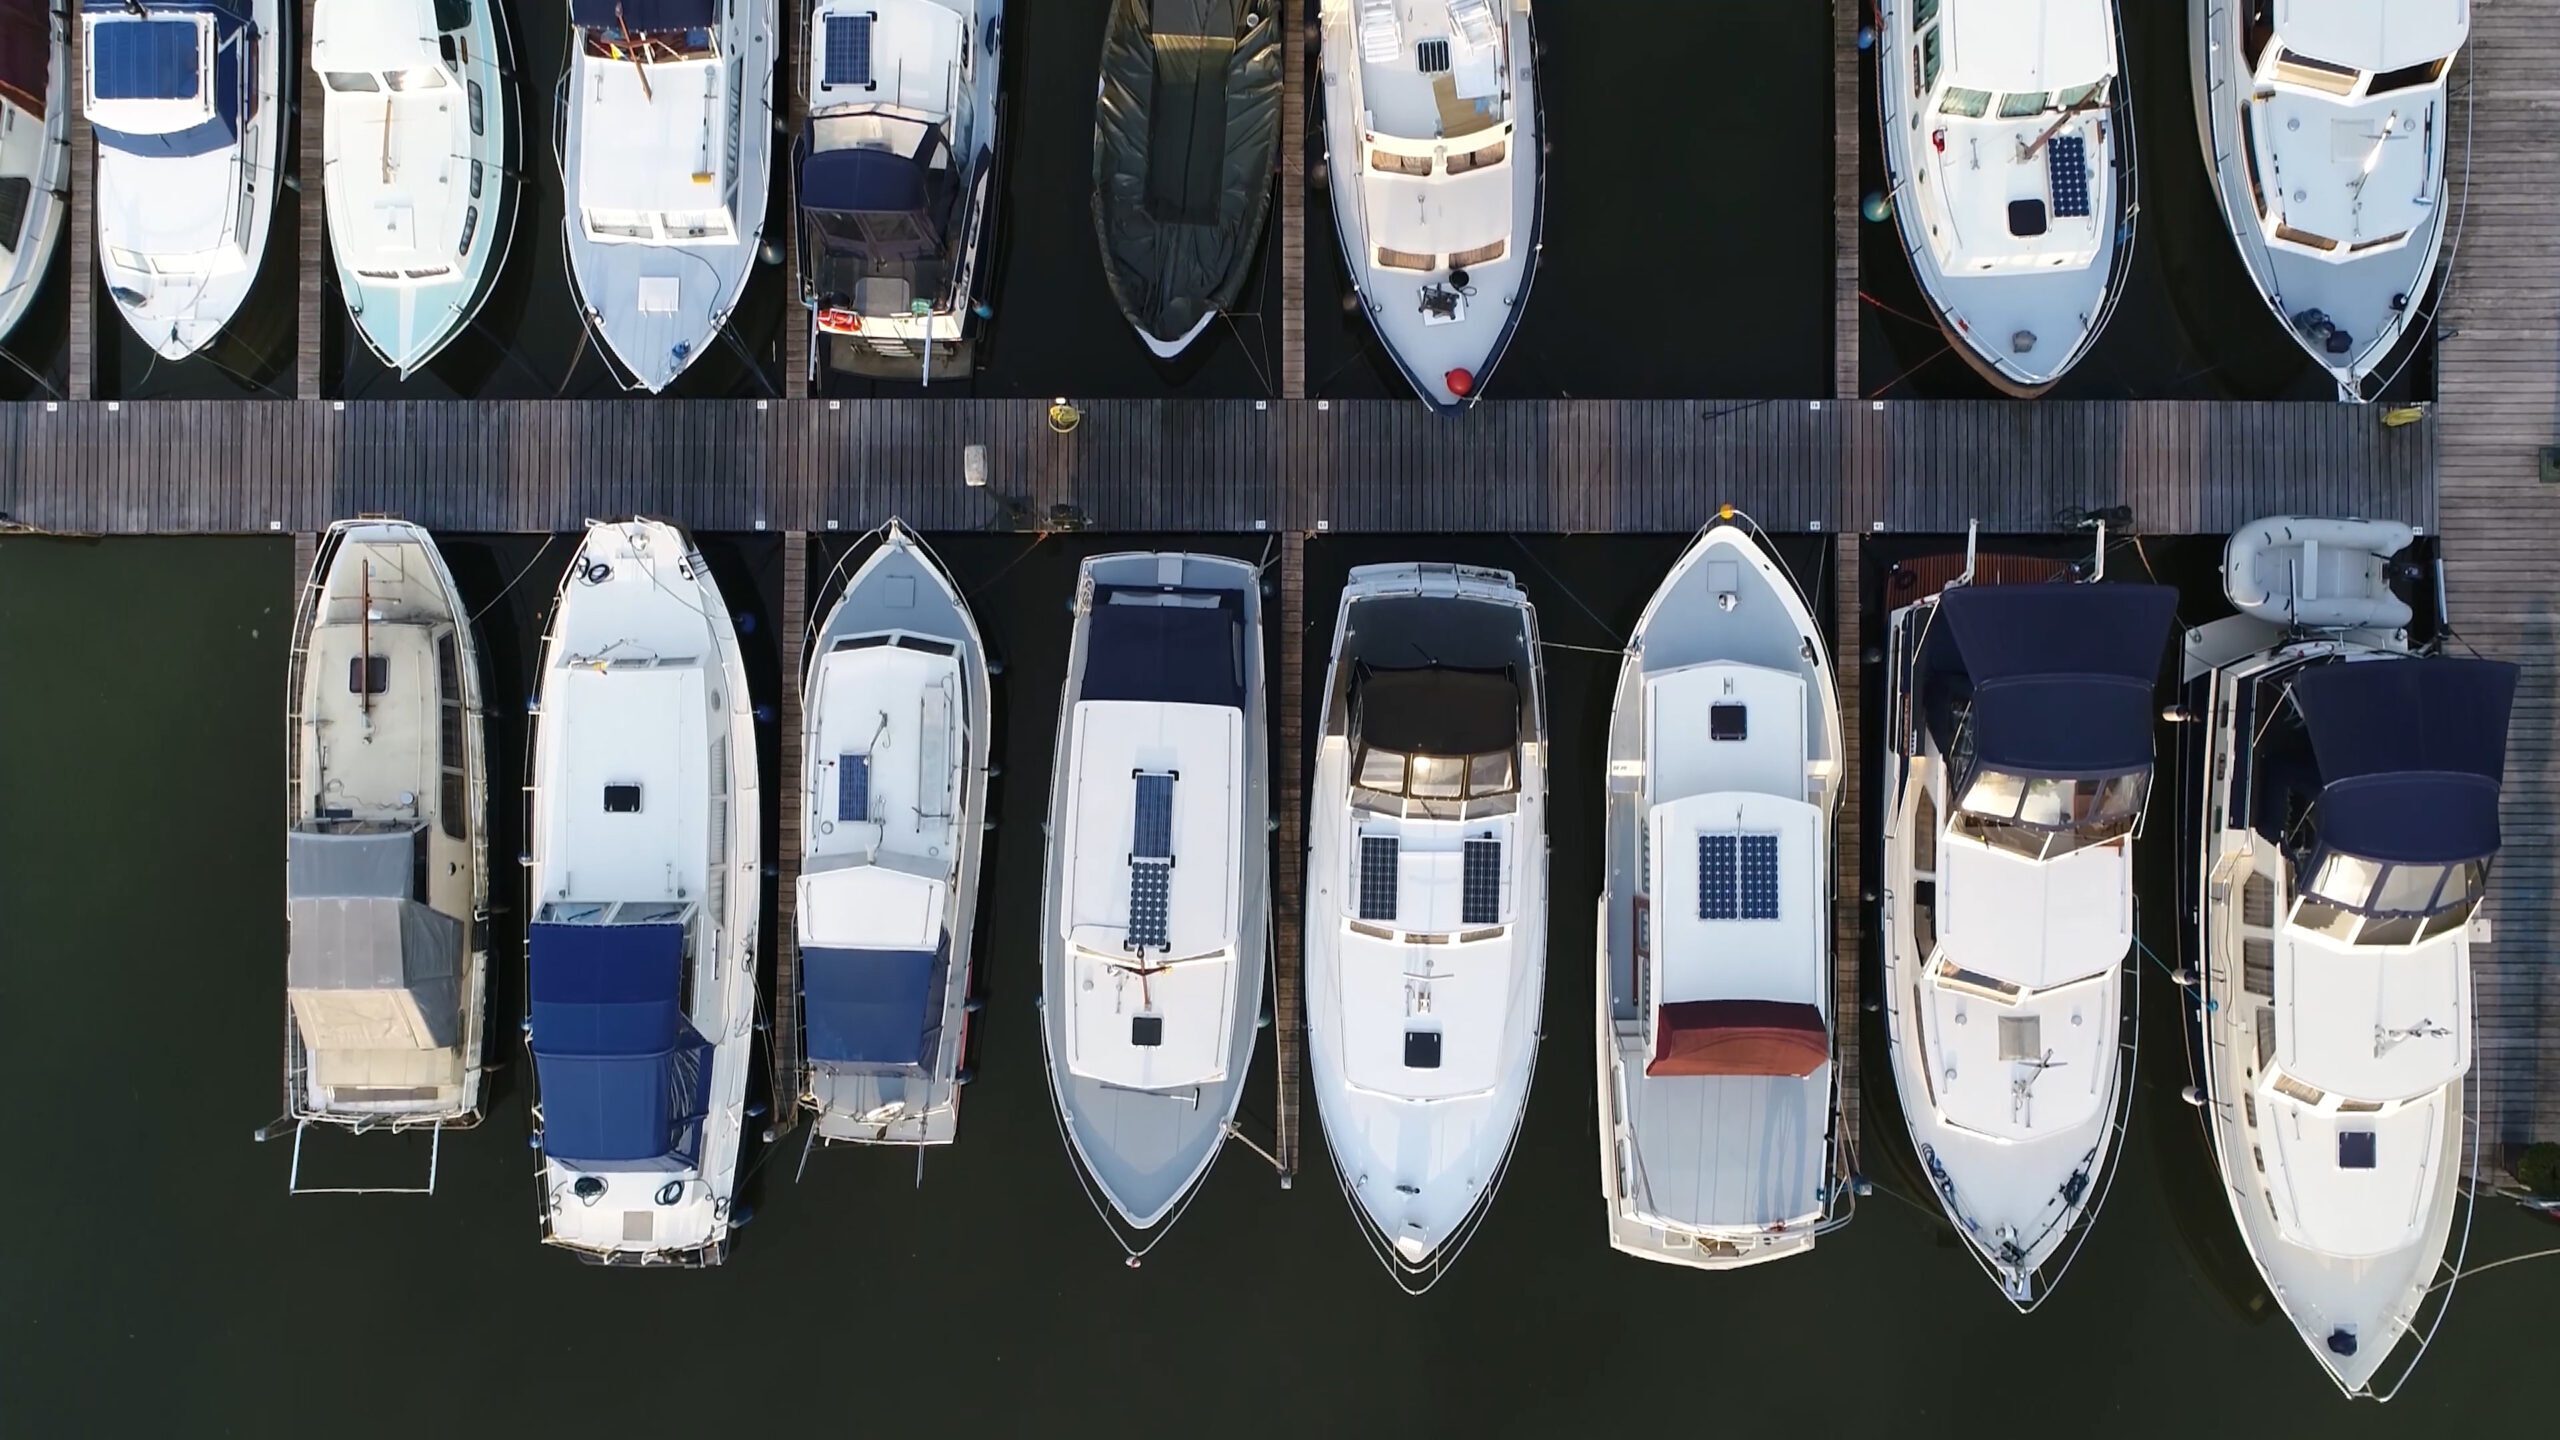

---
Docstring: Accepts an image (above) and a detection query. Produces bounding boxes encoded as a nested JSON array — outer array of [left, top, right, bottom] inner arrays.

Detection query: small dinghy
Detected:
[[313, 0, 518, 376], [1598, 519, 1852, 1268], [267, 520, 488, 1193], [1091, 0, 1279, 359], [1879, 526, 2175, 1307], [81, 0, 284, 358], [0, 0, 68, 348], [796, 523, 992, 1151], [795, 0, 1004, 382], [1307, 562, 1546, 1291], [525, 520, 761, 1265], [2182, 515, 2511, 1398], [1317, 0, 1542, 408], [1040, 552, 1270, 1257]]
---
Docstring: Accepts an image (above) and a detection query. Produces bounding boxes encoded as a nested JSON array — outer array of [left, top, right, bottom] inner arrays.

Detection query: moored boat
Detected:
[[0, 0, 68, 348]]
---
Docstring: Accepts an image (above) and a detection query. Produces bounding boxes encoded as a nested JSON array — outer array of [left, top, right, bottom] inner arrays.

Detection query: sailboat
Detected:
[[81, 0, 284, 358], [0, 0, 67, 347], [313, 0, 517, 376], [795, 0, 1003, 382], [1598, 519, 1852, 1267], [1878, 527, 2175, 1306], [267, 520, 487, 1193], [524, 520, 761, 1265], [1317, 0, 1542, 408], [1091, 0, 1278, 359], [797, 522, 991, 1149], [1306, 562, 1545, 1290], [2191, 2, 2465, 398], [1040, 552, 1269, 1257], [1875, 0, 2137, 394], [559, 0, 777, 392], [2182, 515, 2513, 1397]]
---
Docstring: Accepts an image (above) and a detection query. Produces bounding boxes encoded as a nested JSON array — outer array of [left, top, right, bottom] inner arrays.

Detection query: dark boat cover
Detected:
[[802, 941, 948, 1070], [1081, 583, 1245, 709], [529, 922, 715, 1164], [796, 134, 959, 303], [2295, 656, 2517, 865], [1354, 664, 1520, 756], [1091, 0, 1279, 347], [570, 0, 715, 30], [0, 0, 49, 120], [1940, 582, 2176, 777]]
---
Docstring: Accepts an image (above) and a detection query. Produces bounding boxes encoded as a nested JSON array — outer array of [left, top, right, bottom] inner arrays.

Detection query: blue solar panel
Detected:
[[1461, 838, 1502, 926], [1698, 835, 1737, 921], [1739, 833, 1781, 921], [91, 18, 203, 103], [1358, 836, 1399, 922], [823, 13, 874, 89], [1700, 834, 1780, 921], [1132, 773, 1173, 859], [838, 753, 870, 823], [1128, 861, 1170, 950], [2048, 135, 2091, 219]]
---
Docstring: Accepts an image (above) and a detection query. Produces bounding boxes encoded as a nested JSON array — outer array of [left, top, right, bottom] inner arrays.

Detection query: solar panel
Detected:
[[1698, 835, 1737, 920], [1358, 835, 1399, 922], [1739, 833, 1781, 920], [1128, 772, 1174, 950], [1132, 773, 1173, 858], [838, 753, 870, 823], [1701, 833, 1781, 921], [2047, 135, 2091, 218], [823, 13, 875, 89], [1462, 838, 1502, 926]]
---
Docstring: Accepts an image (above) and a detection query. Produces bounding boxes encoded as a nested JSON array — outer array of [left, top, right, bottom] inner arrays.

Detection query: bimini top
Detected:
[[286, 826, 464, 1052], [83, 1, 247, 159], [1084, 584, 1245, 710], [529, 921, 714, 1164], [1941, 582, 2176, 776], [800, 140, 951, 265], [570, 0, 714, 30], [2297, 656, 2517, 866], [803, 940, 947, 1070], [1353, 664, 1519, 758]]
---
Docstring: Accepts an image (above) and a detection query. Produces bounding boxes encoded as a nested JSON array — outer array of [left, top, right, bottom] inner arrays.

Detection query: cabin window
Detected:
[[385, 66, 449, 91], [2274, 223, 2340, 251], [1919, 26, 1941, 95], [468, 77, 485, 134], [1371, 148, 1433, 177], [437, 635, 467, 840], [2348, 230, 2409, 253], [1913, 0, 1938, 26], [1409, 753, 1465, 801], [0, 177, 29, 251], [2271, 48, 2359, 96], [1466, 750, 1514, 796], [2370, 57, 2447, 94], [2057, 80, 2105, 109], [1998, 90, 2047, 118], [458, 205, 479, 257], [324, 70, 380, 92], [1939, 87, 1990, 117]]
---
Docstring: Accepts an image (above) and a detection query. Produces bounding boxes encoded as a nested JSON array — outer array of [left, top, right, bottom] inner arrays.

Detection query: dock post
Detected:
[[769, 532, 808, 1135], [65, 13, 93, 402], [1832, 0, 1861, 401], [1832, 532, 1863, 1163], [1269, 532, 1304, 1183], [296, 0, 324, 399], [781, 0, 810, 399], [1277, 0, 1307, 399]]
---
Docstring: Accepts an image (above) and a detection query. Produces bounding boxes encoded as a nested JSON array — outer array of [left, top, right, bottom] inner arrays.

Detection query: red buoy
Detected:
[[1445, 367, 1476, 398]]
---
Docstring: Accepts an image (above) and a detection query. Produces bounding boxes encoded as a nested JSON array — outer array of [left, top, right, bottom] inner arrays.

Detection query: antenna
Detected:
[[359, 558, 376, 735]]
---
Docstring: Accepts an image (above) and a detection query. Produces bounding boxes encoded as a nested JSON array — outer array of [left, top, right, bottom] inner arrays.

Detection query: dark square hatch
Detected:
[[1404, 1030, 1443, 1069], [1710, 703, 1748, 742], [2337, 1130, 2377, 1169], [1131, 1014, 1165, 1048], [2007, 198, 2050, 237], [603, 783, 642, 814]]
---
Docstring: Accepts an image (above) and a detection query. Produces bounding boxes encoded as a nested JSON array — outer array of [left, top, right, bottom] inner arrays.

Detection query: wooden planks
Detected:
[[2433, 4, 2560, 1161], [1270, 531, 1303, 1180], [65, 5, 92, 403], [295, 0, 323, 399], [1277, 0, 1307, 399], [781, 0, 810, 398], [770, 532, 807, 1132], [1831, 0, 1860, 401]]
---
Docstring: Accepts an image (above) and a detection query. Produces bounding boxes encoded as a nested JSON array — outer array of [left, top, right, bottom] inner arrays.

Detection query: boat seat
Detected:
[[1355, 0, 1401, 64], [1447, 0, 1497, 51]]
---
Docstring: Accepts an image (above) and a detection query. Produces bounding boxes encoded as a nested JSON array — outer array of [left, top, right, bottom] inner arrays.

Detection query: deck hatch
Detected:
[[2047, 135, 2091, 218], [1461, 838, 1502, 925], [1358, 834, 1399, 922], [837, 753, 871, 823], [2337, 1130, 2377, 1169], [1698, 833, 1781, 920], [1415, 38, 1450, 73], [822, 13, 875, 89], [1127, 773, 1175, 950]]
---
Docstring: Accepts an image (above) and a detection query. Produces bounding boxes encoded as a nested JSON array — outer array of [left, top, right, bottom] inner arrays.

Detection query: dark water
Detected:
[[4, 531, 2549, 1434]]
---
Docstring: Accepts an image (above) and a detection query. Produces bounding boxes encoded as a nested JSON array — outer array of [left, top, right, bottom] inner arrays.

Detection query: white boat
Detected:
[[267, 520, 488, 1193], [1317, 0, 1541, 408], [559, 0, 777, 392], [1879, 531, 2176, 1306], [524, 520, 761, 1265], [1307, 563, 1545, 1290], [797, 523, 991, 1149], [0, 0, 68, 347], [1875, 0, 2136, 394], [1598, 521, 1851, 1268], [2183, 515, 2513, 1398], [2191, 0, 2465, 399], [795, 0, 1001, 382], [312, 0, 517, 376], [81, 0, 284, 358], [1039, 552, 1269, 1257]]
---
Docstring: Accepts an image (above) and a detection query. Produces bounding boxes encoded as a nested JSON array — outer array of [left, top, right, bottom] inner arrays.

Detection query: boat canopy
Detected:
[[2296, 656, 2517, 866], [1353, 664, 1519, 757], [802, 940, 948, 1070], [1939, 582, 2176, 777], [1649, 999, 1828, 1079], [285, 826, 464, 1052], [570, 0, 713, 30], [529, 921, 714, 1164], [1083, 584, 1245, 709], [0, 0, 48, 119], [83, 3, 247, 159], [799, 137, 953, 267]]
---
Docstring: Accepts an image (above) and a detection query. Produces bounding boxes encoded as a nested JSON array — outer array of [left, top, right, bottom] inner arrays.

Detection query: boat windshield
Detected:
[[1354, 744, 1515, 803], [2292, 853, 2488, 946], [1993, 80, 2108, 118], [583, 25, 717, 62], [1953, 766, 2147, 859]]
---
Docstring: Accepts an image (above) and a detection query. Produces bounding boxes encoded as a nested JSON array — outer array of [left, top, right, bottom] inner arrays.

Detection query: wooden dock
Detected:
[[1278, 0, 1308, 400], [294, 0, 323, 400], [1831, 0, 1861, 400], [64, 9, 91, 403], [769, 532, 807, 1133], [1268, 531, 1305, 1182]]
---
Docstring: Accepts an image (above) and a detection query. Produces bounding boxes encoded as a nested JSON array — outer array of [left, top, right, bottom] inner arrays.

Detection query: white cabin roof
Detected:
[[807, 640, 962, 872], [2274, 927, 2469, 1100], [1936, 831, 2128, 990], [320, 48, 475, 279], [809, 0, 961, 120], [1943, 0, 2112, 92], [1918, 962, 2112, 1140], [1335, 924, 1516, 1101], [1644, 663, 1806, 806], [540, 664, 709, 905], [311, 0, 443, 74], [577, 58, 733, 217], [1362, 163, 1510, 257], [2258, 1084, 2449, 1257], [1649, 792, 1823, 1010], [2250, 88, 2442, 256], [2274, 0, 2467, 73], [800, 864, 944, 949], [1061, 699, 1241, 959]]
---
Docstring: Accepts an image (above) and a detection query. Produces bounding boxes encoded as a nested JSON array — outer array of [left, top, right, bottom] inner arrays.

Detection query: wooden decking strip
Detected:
[[770, 532, 807, 1131], [1271, 531, 1305, 1179], [294, 0, 323, 400]]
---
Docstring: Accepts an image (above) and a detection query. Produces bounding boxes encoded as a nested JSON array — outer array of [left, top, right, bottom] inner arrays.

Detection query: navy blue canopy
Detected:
[[1942, 582, 2176, 776], [529, 922, 714, 1165], [802, 942, 948, 1069], [85, 7, 248, 160], [90, 15, 197, 99], [2296, 656, 2516, 865], [1082, 585, 1245, 709], [803, 146, 928, 216], [570, 0, 714, 32]]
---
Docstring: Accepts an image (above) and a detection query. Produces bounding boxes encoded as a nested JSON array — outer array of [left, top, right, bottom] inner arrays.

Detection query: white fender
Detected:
[[2223, 516, 2415, 631]]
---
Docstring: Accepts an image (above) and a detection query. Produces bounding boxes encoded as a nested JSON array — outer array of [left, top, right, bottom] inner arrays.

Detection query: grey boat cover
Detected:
[[286, 826, 463, 1052], [1092, 0, 1280, 347]]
